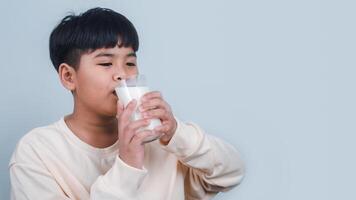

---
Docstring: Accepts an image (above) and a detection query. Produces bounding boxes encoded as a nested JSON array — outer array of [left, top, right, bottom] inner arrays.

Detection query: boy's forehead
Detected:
[[89, 46, 136, 58]]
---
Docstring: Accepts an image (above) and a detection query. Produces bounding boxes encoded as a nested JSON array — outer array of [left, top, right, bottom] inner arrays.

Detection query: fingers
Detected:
[[141, 91, 162, 102], [117, 100, 138, 142], [141, 108, 170, 121], [121, 118, 151, 145], [131, 130, 161, 145], [118, 99, 137, 123], [126, 119, 151, 135], [139, 97, 170, 112], [153, 123, 170, 133], [117, 92, 172, 147]]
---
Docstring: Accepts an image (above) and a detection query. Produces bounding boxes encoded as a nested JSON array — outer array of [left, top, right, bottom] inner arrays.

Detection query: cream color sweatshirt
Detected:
[[9, 117, 244, 200]]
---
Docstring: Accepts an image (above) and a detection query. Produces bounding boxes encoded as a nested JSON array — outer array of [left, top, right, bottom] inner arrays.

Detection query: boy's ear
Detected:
[[58, 63, 76, 92]]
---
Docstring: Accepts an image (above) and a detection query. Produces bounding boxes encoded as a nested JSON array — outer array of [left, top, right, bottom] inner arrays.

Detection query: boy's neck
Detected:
[[64, 106, 118, 149]]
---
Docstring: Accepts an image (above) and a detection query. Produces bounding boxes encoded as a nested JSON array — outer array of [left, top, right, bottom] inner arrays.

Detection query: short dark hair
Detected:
[[49, 7, 139, 72]]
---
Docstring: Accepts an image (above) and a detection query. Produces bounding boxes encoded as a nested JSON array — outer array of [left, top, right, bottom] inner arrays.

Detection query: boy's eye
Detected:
[[99, 63, 112, 67], [127, 62, 136, 67]]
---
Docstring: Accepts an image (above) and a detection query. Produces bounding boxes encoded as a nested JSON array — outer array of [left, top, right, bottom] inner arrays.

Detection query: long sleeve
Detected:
[[9, 136, 148, 200], [10, 163, 72, 200], [90, 156, 148, 199], [9, 138, 74, 200], [159, 118, 245, 199], [9, 117, 244, 200]]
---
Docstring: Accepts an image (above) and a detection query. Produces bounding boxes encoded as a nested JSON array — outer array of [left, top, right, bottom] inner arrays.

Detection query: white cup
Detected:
[[115, 74, 161, 143]]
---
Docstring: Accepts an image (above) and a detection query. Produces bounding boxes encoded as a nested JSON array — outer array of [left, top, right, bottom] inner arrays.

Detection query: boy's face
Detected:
[[73, 45, 138, 118]]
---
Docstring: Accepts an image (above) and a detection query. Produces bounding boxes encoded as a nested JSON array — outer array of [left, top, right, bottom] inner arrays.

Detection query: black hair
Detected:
[[49, 7, 139, 72]]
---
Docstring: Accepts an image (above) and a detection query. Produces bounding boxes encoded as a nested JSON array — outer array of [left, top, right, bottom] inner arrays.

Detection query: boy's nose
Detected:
[[113, 75, 122, 81], [112, 65, 128, 81]]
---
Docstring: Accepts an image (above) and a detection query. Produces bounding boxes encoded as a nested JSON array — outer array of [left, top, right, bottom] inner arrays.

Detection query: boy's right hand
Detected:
[[116, 99, 159, 169]]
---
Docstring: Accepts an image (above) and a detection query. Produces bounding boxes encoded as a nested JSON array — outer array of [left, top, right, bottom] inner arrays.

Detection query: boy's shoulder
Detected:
[[9, 118, 66, 166], [18, 119, 64, 147]]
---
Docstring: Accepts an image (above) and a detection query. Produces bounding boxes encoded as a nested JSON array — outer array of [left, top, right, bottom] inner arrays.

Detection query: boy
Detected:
[[9, 7, 244, 200]]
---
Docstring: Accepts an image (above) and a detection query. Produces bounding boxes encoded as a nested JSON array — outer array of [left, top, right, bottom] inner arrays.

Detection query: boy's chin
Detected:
[[104, 113, 120, 120], [100, 107, 121, 119]]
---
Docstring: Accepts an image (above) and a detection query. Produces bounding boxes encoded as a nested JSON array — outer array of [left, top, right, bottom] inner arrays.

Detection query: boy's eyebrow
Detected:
[[94, 52, 136, 58], [127, 52, 137, 58], [95, 53, 114, 58]]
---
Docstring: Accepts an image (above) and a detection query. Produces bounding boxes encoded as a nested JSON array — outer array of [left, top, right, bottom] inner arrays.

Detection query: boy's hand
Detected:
[[116, 100, 161, 169], [139, 91, 177, 145]]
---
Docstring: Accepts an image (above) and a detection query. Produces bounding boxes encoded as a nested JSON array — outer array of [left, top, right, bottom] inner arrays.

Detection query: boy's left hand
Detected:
[[139, 91, 177, 145]]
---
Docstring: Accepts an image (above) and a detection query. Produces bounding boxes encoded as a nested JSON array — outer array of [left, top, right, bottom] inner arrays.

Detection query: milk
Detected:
[[115, 86, 162, 141]]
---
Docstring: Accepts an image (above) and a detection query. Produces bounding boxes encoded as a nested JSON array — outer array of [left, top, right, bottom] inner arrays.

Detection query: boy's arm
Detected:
[[90, 155, 147, 199], [159, 118, 245, 198], [9, 139, 74, 200], [9, 163, 73, 200], [9, 139, 147, 200]]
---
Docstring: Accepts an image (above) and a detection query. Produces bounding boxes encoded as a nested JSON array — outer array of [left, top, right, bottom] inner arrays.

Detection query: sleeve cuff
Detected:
[[159, 117, 204, 158], [101, 155, 148, 196]]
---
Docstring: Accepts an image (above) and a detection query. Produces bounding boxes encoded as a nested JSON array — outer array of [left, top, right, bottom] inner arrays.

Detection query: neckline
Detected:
[[57, 117, 119, 157]]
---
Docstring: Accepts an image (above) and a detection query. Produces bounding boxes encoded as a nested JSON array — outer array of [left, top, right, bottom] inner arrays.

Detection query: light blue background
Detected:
[[0, 0, 353, 199]]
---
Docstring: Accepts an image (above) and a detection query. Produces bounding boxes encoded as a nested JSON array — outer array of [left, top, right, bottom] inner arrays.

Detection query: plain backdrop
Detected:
[[0, 0, 354, 199]]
